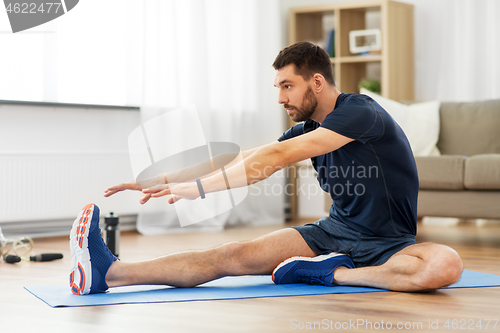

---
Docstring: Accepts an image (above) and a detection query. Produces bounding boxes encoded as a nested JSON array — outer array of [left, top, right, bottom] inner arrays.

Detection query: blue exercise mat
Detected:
[[25, 270, 500, 308]]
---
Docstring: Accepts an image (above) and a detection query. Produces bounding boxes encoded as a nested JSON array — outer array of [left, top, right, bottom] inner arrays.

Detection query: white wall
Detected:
[[280, 0, 500, 102], [0, 104, 142, 236]]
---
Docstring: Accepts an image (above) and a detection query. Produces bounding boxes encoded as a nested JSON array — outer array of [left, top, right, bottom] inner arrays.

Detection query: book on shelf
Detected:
[[324, 29, 335, 58]]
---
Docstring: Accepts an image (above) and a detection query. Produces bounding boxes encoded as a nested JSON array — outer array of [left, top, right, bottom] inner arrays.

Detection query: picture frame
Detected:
[[349, 29, 382, 54]]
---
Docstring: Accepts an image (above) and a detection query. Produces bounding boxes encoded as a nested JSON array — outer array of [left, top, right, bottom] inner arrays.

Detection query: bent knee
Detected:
[[418, 244, 463, 290]]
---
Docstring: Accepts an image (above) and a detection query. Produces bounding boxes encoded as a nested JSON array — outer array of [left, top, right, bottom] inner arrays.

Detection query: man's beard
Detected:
[[284, 86, 318, 123]]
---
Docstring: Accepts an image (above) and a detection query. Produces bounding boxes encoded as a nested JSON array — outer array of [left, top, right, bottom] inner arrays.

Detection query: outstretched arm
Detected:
[[144, 128, 354, 203], [104, 146, 261, 204]]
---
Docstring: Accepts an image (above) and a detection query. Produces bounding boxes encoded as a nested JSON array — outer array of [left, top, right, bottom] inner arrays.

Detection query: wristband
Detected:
[[195, 178, 205, 199]]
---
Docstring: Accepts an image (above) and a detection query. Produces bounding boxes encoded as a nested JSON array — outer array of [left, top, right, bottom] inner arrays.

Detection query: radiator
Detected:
[[0, 103, 142, 238], [0, 153, 141, 237]]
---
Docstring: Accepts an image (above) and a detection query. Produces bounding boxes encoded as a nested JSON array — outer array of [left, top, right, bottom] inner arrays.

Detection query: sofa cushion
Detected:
[[360, 88, 441, 156], [438, 99, 500, 156], [464, 154, 500, 190], [415, 155, 466, 190]]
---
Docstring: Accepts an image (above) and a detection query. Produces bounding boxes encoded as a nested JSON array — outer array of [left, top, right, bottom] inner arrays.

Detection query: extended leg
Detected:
[[71, 204, 317, 294], [332, 242, 463, 292], [106, 227, 317, 288]]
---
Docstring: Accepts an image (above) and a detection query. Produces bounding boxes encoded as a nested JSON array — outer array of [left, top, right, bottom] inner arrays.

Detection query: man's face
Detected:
[[274, 64, 318, 123]]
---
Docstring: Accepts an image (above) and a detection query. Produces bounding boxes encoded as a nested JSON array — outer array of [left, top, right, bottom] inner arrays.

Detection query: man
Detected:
[[70, 42, 463, 296]]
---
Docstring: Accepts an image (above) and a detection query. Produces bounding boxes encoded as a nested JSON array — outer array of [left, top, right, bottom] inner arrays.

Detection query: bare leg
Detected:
[[106, 228, 317, 288], [333, 242, 463, 292]]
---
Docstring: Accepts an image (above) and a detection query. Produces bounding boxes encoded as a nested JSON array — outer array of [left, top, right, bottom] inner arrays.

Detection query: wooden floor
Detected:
[[1, 220, 499, 333]]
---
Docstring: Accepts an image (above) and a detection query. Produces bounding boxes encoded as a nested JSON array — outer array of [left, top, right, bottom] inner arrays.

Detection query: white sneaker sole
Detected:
[[69, 204, 95, 295]]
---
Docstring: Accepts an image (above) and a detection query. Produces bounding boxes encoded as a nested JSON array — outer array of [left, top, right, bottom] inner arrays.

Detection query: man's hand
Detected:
[[142, 181, 200, 204], [104, 181, 142, 197], [104, 181, 161, 205]]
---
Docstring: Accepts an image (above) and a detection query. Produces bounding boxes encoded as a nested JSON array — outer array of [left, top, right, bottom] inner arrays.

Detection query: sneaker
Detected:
[[272, 253, 355, 286], [69, 204, 118, 295]]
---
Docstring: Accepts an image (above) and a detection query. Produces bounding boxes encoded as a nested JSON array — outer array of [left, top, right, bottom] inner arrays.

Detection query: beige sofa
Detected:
[[415, 99, 500, 219]]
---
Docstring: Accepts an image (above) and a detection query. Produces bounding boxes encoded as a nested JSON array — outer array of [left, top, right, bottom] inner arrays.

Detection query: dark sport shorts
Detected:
[[292, 216, 417, 268]]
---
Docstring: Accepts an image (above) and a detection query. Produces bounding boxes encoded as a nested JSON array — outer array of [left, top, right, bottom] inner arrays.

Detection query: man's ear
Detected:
[[312, 73, 325, 93]]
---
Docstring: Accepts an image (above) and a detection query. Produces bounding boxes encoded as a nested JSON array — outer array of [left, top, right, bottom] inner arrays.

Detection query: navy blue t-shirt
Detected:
[[278, 93, 418, 238]]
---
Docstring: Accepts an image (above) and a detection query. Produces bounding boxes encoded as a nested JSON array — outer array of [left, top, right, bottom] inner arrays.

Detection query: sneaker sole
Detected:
[[272, 252, 347, 283], [69, 204, 95, 295]]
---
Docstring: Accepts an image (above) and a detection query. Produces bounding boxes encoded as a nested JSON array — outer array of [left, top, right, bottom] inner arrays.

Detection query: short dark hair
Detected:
[[272, 41, 335, 86]]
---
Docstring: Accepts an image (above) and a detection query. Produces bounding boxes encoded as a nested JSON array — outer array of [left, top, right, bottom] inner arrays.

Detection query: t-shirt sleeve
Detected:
[[277, 122, 305, 142], [320, 99, 384, 144]]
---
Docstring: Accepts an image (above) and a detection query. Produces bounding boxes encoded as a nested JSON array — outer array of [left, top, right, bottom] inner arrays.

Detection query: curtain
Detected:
[[411, 0, 500, 102], [133, 0, 286, 234], [0, 0, 285, 234]]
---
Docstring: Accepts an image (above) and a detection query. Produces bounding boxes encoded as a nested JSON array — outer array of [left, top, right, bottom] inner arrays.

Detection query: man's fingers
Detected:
[[151, 189, 171, 197], [104, 189, 120, 197], [104, 181, 142, 198], [105, 180, 173, 202], [142, 184, 168, 193], [105, 180, 154, 201], [140, 193, 152, 205]]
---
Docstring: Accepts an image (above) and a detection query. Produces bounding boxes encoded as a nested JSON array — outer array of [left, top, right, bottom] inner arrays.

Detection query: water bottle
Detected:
[[104, 212, 120, 257]]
